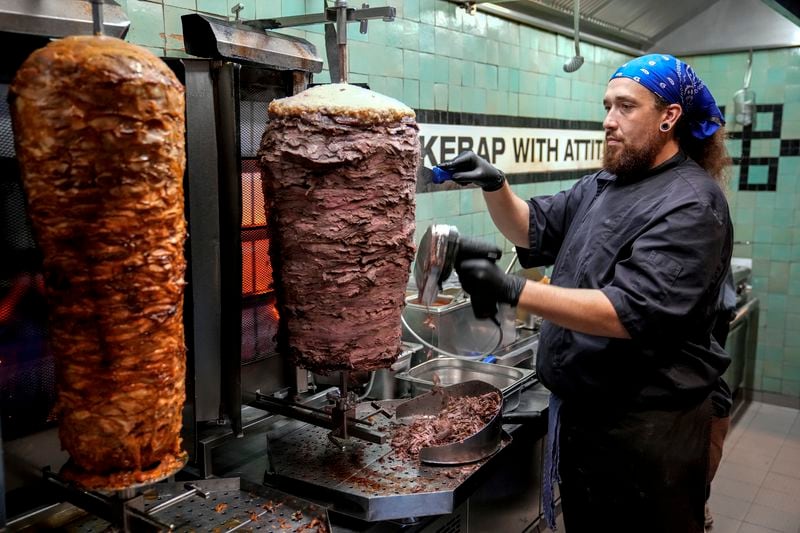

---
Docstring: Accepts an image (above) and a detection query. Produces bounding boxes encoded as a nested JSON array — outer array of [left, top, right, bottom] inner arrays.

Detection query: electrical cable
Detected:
[[400, 313, 503, 360]]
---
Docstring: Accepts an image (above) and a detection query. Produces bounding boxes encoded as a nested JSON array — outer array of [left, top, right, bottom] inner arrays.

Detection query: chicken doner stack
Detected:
[[259, 84, 418, 374], [10, 36, 187, 490]]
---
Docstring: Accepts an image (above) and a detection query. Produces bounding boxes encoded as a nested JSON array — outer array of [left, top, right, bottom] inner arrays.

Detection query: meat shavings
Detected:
[[214, 502, 228, 513], [261, 500, 283, 513], [390, 391, 501, 460], [295, 518, 328, 533], [291, 510, 303, 521]]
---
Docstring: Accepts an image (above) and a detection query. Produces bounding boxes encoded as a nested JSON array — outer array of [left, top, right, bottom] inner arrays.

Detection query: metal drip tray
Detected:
[[264, 400, 510, 522], [396, 358, 535, 410], [399, 358, 534, 392], [14, 478, 330, 532]]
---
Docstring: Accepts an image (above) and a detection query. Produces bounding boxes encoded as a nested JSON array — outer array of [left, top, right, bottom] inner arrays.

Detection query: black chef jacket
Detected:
[[518, 153, 732, 412]]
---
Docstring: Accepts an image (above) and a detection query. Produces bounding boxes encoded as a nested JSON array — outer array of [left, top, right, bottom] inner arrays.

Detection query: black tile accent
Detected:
[[725, 103, 785, 191], [726, 103, 783, 140], [414, 109, 604, 131], [735, 158, 778, 192], [780, 139, 800, 156]]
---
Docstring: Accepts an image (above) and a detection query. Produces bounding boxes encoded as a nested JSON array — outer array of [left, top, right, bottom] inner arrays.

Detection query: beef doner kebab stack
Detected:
[[10, 36, 187, 490], [260, 84, 418, 373]]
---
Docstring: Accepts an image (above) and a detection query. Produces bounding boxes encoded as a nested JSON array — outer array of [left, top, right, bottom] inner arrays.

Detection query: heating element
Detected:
[[176, 16, 324, 475]]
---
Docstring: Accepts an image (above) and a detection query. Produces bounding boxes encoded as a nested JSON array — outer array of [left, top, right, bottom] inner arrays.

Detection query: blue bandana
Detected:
[[611, 54, 724, 139]]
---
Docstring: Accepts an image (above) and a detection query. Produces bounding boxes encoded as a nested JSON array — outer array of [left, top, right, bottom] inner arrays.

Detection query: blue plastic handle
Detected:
[[431, 166, 453, 184], [481, 355, 497, 364]]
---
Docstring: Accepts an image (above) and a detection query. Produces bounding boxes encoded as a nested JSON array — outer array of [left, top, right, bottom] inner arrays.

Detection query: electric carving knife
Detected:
[[414, 224, 503, 321]]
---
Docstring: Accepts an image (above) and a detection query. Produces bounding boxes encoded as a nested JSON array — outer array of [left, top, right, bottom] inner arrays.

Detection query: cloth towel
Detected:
[[543, 393, 563, 531]]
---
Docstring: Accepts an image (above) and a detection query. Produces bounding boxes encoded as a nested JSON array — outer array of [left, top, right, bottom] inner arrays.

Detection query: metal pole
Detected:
[[148, 484, 210, 514], [91, 0, 104, 36], [335, 0, 348, 83], [339, 371, 349, 440]]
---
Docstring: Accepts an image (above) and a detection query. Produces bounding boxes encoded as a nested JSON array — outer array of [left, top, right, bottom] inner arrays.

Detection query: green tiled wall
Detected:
[[121, 0, 629, 262], [685, 48, 800, 401], [122, 2, 800, 402]]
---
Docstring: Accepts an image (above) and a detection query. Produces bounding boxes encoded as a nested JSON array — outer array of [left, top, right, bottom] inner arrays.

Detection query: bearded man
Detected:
[[439, 54, 732, 533]]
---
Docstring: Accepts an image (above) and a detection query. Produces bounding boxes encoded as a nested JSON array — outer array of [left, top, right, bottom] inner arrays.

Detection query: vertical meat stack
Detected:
[[10, 36, 187, 489], [259, 83, 418, 374]]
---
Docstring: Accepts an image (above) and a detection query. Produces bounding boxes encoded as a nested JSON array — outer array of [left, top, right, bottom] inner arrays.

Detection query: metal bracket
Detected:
[[252, 390, 387, 445], [244, 5, 396, 31], [230, 2, 244, 22], [242, 2, 395, 83]]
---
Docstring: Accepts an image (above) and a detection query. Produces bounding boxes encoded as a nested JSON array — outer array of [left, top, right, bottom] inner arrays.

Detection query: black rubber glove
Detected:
[[456, 259, 526, 307], [438, 150, 505, 192], [456, 236, 502, 263]]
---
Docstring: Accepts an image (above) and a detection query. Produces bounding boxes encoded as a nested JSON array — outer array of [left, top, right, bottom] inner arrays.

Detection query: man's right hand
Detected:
[[438, 151, 506, 192]]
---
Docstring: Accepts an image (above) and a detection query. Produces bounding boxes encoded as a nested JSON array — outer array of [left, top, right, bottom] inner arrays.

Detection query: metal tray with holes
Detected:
[[263, 399, 510, 522], [49, 477, 330, 532]]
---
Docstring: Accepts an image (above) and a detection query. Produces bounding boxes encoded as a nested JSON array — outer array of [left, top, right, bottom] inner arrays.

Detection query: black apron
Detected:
[[558, 398, 711, 533]]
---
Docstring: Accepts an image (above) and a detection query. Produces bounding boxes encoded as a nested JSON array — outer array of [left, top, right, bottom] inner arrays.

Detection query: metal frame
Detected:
[[182, 14, 323, 73], [0, 0, 129, 39]]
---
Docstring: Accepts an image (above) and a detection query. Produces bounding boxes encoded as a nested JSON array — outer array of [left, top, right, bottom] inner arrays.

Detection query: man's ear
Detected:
[[663, 103, 683, 130]]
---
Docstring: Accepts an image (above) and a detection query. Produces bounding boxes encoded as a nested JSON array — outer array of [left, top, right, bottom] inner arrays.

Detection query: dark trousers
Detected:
[[558, 399, 712, 533]]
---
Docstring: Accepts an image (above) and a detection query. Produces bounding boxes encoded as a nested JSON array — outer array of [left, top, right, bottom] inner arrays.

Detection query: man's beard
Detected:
[[603, 131, 664, 181]]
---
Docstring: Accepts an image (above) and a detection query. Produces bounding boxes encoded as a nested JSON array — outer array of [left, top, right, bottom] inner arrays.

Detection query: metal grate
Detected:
[[237, 72, 286, 365], [0, 79, 54, 439], [238, 75, 283, 159], [0, 84, 17, 158], [241, 295, 280, 363], [265, 401, 511, 522], [240, 157, 277, 363], [61, 479, 330, 532], [241, 159, 272, 297], [435, 515, 462, 533], [240, 98, 270, 159]]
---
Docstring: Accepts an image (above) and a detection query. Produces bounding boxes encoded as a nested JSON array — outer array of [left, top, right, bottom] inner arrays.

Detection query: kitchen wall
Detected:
[[684, 48, 800, 405], [120, 0, 630, 253], [119, 0, 800, 405]]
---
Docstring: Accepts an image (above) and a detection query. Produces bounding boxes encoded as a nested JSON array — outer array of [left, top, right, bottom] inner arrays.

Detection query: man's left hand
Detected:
[[456, 259, 526, 306]]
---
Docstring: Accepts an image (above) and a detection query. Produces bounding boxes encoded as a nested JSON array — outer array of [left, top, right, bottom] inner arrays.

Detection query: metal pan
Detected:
[[394, 380, 542, 465]]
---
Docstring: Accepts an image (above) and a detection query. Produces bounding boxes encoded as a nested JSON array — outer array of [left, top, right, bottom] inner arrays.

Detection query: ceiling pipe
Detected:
[[562, 0, 584, 72], [455, 2, 644, 57]]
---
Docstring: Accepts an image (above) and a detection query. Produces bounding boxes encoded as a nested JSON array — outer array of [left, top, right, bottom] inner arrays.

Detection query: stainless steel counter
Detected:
[[211, 381, 552, 532]]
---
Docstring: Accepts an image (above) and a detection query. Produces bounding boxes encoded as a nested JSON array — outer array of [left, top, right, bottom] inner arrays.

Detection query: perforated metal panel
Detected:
[[57, 480, 330, 532], [240, 156, 277, 363], [0, 81, 55, 440], [239, 74, 282, 159], [236, 67, 286, 367], [265, 401, 511, 522], [241, 159, 272, 296], [0, 84, 16, 158]]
